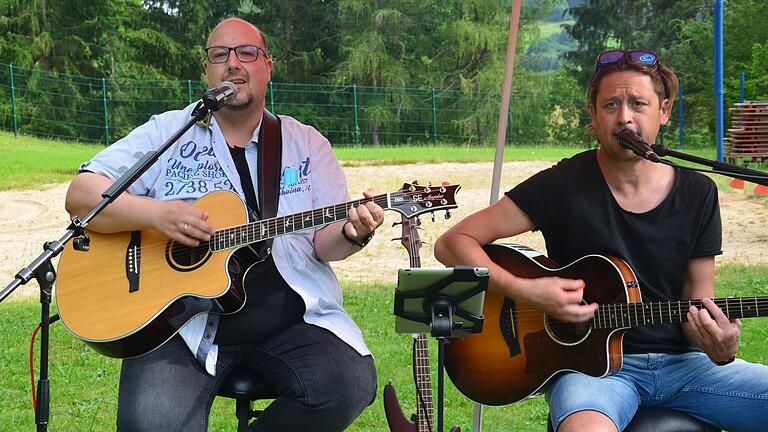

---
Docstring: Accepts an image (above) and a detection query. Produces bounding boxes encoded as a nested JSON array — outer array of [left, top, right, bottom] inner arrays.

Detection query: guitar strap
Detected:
[[256, 109, 282, 254]]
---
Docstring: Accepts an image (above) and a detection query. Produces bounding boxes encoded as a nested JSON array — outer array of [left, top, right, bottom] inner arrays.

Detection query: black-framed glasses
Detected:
[[205, 45, 268, 64], [595, 50, 659, 72]]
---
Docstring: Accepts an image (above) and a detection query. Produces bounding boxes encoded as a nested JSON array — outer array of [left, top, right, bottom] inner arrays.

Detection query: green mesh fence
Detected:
[[1, 62, 689, 147]]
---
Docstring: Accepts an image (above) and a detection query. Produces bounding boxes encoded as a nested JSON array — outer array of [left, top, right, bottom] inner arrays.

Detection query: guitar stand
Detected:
[[394, 266, 489, 432]]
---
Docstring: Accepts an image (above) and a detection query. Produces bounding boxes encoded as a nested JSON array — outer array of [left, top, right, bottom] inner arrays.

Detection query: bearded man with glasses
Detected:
[[434, 50, 768, 432], [65, 17, 382, 431]]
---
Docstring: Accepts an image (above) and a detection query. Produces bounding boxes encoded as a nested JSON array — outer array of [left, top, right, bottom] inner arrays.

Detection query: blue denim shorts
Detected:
[[545, 352, 768, 432]]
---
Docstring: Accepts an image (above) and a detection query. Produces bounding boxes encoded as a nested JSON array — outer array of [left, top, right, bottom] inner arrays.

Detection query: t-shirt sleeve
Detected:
[[504, 167, 558, 232], [691, 179, 722, 258], [77, 114, 168, 197]]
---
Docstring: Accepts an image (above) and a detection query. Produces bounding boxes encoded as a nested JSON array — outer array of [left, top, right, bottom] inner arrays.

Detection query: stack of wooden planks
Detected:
[[725, 101, 768, 166]]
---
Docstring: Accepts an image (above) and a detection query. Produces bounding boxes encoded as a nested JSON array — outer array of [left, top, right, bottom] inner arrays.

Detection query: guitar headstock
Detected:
[[399, 215, 422, 255], [390, 182, 460, 219]]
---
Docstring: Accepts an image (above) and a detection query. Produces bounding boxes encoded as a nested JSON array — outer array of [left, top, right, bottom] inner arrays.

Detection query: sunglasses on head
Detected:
[[595, 50, 659, 72], [595, 50, 668, 98]]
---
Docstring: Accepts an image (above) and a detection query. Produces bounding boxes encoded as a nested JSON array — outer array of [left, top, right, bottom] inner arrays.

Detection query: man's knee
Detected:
[[557, 410, 617, 432]]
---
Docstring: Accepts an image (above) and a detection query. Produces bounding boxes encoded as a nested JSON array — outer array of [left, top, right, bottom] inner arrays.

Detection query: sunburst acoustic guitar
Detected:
[[444, 243, 768, 406], [56, 183, 460, 358]]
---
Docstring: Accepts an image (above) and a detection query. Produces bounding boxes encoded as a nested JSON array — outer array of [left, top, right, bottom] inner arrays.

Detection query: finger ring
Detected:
[[183, 223, 188, 232]]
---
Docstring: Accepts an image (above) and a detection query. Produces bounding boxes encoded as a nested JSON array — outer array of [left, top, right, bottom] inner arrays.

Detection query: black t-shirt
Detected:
[[505, 150, 722, 354]]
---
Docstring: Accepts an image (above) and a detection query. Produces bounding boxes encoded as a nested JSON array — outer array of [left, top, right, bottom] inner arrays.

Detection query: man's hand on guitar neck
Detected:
[[685, 297, 742, 364], [314, 188, 384, 262]]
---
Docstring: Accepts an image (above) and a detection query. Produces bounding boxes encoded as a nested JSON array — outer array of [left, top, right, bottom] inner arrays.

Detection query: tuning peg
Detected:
[[391, 236, 405, 242], [391, 221, 402, 227], [431, 213, 436, 223], [412, 179, 419, 185], [444, 210, 452, 219]]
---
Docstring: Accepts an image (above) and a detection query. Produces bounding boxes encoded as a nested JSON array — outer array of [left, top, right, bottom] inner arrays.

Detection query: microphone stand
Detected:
[[0, 100, 216, 431], [650, 144, 768, 186]]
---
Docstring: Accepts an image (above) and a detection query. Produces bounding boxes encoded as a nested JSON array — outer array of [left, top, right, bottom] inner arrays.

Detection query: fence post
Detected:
[[102, 78, 110, 146], [9, 64, 18, 137], [507, 100, 513, 145], [269, 81, 275, 112], [353, 84, 360, 145], [739, 71, 745, 103], [187, 79, 193, 104], [431, 88, 437, 145], [678, 80, 684, 149]]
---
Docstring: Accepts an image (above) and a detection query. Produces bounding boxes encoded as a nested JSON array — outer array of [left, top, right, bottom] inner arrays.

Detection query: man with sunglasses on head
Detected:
[[435, 50, 768, 431], [65, 17, 382, 431]]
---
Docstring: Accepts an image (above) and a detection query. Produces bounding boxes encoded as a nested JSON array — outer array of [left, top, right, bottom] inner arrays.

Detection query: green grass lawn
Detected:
[[1, 265, 767, 431], [0, 130, 722, 191], [1, 131, 765, 430]]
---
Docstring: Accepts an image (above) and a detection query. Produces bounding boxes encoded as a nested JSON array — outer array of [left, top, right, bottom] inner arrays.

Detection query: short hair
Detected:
[[586, 56, 679, 115]]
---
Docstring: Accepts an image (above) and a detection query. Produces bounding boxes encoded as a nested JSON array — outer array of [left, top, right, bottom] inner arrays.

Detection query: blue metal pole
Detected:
[[678, 81, 684, 149], [714, 0, 724, 162]]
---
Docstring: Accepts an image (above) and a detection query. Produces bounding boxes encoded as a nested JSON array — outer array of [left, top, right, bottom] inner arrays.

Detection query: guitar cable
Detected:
[[28, 314, 60, 411]]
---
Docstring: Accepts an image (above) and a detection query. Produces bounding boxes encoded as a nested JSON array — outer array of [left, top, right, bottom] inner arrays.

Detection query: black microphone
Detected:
[[615, 128, 661, 163], [201, 81, 238, 111]]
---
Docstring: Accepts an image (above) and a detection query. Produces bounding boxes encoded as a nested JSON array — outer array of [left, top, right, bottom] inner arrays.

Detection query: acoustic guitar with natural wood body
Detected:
[[444, 243, 768, 406], [56, 183, 459, 358]]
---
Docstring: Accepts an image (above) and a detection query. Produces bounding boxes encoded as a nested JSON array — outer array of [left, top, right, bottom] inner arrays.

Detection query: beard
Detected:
[[223, 93, 254, 111]]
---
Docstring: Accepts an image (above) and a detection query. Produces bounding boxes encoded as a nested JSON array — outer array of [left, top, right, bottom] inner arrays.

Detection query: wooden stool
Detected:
[[217, 366, 277, 432]]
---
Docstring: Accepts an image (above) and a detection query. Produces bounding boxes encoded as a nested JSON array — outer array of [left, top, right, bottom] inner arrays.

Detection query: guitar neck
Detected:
[[209, 194, 391, 251], [413, 333, 433, 431], [592, 296, 768, 329]]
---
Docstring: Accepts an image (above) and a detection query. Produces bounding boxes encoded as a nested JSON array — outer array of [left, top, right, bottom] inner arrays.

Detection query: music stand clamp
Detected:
[[394, 265, 488, 432]]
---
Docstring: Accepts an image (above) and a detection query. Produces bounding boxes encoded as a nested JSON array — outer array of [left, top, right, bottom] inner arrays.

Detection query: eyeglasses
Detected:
[[205, 45, 268, 64], [595, 50, 658, 72]]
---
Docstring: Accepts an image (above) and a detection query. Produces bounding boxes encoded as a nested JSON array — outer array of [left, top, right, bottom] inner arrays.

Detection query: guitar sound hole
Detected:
[[166, 241, 212, 272], [544, 315, 591, 346]]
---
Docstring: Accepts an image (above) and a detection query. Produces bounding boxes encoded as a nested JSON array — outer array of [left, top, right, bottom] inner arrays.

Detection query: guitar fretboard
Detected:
[[414, 334, 433, 431], [592, 296, 768, 329], [209, 194, 391, 251]]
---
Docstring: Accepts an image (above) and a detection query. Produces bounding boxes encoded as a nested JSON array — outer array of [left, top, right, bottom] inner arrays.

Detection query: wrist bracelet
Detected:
[[341, 223, 374, 248], [714, 355, 735, 366]]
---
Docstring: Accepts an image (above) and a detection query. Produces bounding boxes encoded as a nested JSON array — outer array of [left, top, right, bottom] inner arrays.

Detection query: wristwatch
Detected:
[[341, 223, 375, 248], [714, 355, 736, 366]]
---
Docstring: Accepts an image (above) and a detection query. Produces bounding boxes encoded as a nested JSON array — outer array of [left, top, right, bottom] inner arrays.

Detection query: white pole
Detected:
[[488, 0, 522, 206], [473, 1, 522, 431]]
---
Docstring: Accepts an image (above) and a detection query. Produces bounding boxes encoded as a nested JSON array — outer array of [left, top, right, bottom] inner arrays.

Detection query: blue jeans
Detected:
[[116, 322, 376, 431], [546, 352, 768, 432]]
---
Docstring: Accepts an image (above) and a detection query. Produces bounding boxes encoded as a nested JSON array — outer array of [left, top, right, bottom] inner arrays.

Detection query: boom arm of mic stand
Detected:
[[651, 144, 768, 186]]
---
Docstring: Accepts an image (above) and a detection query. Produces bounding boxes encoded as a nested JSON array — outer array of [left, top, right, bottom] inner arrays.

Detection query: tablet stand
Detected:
[[394, 266, 488, 432]]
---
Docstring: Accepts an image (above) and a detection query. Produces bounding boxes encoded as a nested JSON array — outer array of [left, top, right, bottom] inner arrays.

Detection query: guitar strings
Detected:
[[58, 189, 455, 286], [504, 298, 768, 332]]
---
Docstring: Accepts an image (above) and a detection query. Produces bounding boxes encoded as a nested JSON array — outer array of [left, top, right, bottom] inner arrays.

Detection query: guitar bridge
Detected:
[[126, 231, 141, 293], [501, 298, 522, 357]]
